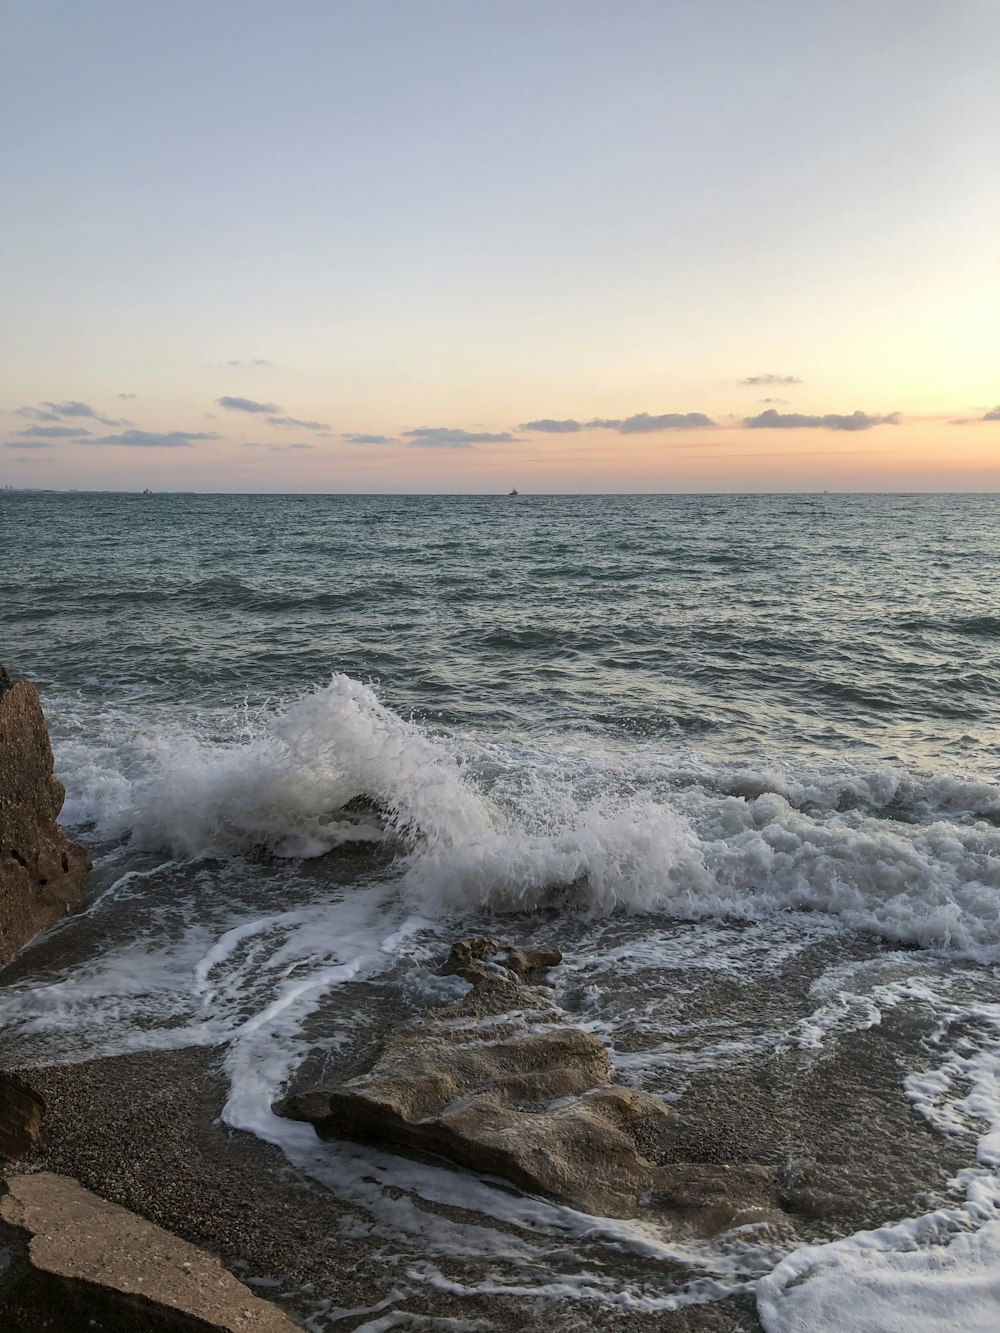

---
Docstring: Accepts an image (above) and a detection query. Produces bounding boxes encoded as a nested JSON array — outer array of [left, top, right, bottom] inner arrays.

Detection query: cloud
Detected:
[[403, 427, 519, 448], [19, 400, 122, 425], [226, 358, 275, 368], [82, 430, 221, 447], [519, 418, 583, 433], [758, 397, 787, 404], [738, 374, 803, 386], [43, 400, 116, 420], [587, 412, 715, 433], [216, 396, 281, 414], [117, 392, 137, 400], [743, 409, 901, 431], [268, 443, 315, 453], [4, 440, 54, 450], [16, 425, 89, 438], [16, 407, 60, 422], [984, 406, 1000, 421], [498, 412, 719, 436], [343, 433, 396, 444], [267, 414, 330, 430]]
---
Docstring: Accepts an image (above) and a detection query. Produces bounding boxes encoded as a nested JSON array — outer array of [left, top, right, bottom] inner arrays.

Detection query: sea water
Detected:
[[2, 490, 1000, 1329]]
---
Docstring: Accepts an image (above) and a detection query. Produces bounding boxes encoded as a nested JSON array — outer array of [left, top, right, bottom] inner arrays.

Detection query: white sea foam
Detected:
[[758, 1212, 1000, 1333], [758, 984, 1000, 1333], [59, 675, 494, 859]]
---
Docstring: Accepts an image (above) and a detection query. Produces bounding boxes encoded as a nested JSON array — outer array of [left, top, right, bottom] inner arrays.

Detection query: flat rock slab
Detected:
[[282, 937, 780, 1231], [0, 1171, 299, 1332]]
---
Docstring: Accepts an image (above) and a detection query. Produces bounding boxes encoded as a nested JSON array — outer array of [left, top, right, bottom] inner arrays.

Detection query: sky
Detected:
[[1, 0, 998, 493]]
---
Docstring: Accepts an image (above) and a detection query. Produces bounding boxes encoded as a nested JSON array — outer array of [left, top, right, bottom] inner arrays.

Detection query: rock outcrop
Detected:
[[0, 1074, 45, 1161], [281, 937, 780, 1231], [0, 665, 90, 969], [0, 1172, 299, 1332]]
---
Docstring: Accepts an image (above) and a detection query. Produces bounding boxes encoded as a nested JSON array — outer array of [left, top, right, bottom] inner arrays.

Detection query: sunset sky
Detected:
[[2, 0, 998, 492]]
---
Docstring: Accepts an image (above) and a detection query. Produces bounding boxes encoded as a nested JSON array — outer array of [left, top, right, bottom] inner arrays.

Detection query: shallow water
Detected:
[[3, 490, 1000, 1329]]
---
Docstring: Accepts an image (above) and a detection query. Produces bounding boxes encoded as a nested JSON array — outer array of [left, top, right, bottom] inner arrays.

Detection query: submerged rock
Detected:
[[0, 665, 90, 969], [0, 1171, 299, 1332], [280, 937, 780, 1230]]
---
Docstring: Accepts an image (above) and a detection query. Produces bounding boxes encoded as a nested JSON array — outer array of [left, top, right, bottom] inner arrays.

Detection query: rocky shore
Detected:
[[281, 936, 780, 1233], [1, 663, 768, 1330], [0, 663, 983, 1332]]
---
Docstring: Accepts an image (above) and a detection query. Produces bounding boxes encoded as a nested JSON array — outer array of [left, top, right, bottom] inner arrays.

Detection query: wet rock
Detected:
[[0, 1171, 300, 1332], [0, 665, 90, 969], [0, 1074, 45, 1161], [281, 937, 780, 1230]]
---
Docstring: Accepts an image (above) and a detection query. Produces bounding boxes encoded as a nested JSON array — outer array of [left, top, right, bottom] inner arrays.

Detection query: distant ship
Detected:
[[142, 488, 153, 496], [508, 488, 518, 496]]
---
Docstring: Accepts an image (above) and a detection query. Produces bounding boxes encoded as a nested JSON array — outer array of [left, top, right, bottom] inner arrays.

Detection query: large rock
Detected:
[[0, 1074, 45, 1161], [281, 937, 780, 1231], [0, 665, 90, 969], [0, 1172, 300, 1332]]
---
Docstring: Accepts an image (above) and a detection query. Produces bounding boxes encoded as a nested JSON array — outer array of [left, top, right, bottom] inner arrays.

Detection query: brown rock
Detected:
[[281, 937, 781, 1231], [0, 1074, 45, 1161], [0, 1171, 300, 1332], [0, 665, 90, 969]]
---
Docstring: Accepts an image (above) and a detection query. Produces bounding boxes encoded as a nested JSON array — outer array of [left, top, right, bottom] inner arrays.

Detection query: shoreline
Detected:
[[12, 1045, 766, 1331], [3, 862, 995, 1329]]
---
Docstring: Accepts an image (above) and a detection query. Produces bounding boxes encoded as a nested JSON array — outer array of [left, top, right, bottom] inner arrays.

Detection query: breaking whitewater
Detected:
[[4, 672, 1000, 1332]]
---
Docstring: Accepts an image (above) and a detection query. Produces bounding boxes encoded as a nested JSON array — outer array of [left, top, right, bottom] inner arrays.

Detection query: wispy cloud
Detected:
[[4, 440, 54, 450], [216, 396, 281, 414], [226, 358, 275, 368], [758, 397, 787, 404], [587, 412, 715, 433], [43, 400, 118, 421], [267, 414, 330, 430], [343, 433, 396, 444], [82, 429, 221, 448], [744, 409, 901, 431], [18, 400, 123, 426], [403, 427, 520, 448], [738, 374, 802, 386], [984, 406, 1000, 421], [16, 407, 61, 422], [268, 443, 315, 452], [117, 392, 137, 400], [16, 425, 89, 438], [519, 412, 715, 434], [519, 418, 583, 433]]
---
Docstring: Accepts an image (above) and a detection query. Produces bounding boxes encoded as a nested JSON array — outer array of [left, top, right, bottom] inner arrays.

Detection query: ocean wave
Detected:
[[53, 675, 1000, 961], [59, 675, 494, 860]]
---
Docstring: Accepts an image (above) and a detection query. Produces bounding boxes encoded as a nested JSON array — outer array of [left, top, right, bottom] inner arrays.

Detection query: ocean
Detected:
[[3, 489, 1000, 1330]]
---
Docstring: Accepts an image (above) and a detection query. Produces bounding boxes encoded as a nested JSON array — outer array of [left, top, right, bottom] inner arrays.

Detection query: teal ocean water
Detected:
[[6, 491, 1000, 765], [3, 490, 1000, 1331]]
